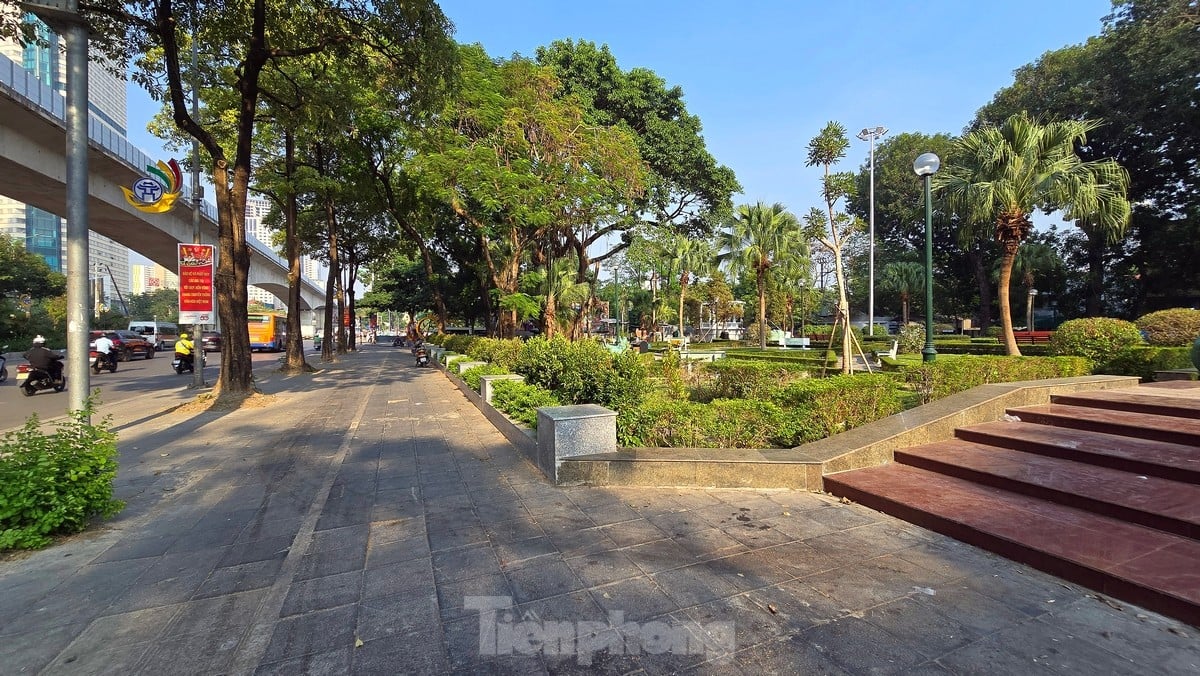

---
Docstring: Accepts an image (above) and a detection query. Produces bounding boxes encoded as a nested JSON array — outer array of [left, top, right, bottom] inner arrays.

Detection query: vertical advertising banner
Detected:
[[178, 244, 215, 324]]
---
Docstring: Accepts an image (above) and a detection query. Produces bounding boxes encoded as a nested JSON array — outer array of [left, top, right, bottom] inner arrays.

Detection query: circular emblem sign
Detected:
[[133, 177, 165, 204]]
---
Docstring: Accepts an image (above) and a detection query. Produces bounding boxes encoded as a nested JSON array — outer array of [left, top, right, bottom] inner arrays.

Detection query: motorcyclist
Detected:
[[174, 332, 195, 369], [24, 335, 64, 381], [94, 332, 116, 368]]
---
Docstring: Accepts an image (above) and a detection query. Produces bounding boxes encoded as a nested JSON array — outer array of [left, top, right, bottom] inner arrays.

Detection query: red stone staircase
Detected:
[[824, 381, 1200, 626]]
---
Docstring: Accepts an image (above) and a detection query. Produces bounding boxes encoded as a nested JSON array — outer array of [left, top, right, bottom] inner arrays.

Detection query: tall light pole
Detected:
[[913, 152, 940, 362], [857, 126, 887, 337]]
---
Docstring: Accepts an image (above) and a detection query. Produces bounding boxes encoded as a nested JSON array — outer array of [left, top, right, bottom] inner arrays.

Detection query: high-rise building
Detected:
[[130, 263, 179, 294], [0, 13, 132, 306]]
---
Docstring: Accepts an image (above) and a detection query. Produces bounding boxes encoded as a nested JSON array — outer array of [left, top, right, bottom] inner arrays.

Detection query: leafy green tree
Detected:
[[720, 203, 802, 349], [936, 113, 1131, 355], [668, 236, 716, 341], [125, 288, 179, 323], [0, 235, 65, 300], [803, 122, 861, 372], [976, 0, 1200, 315]]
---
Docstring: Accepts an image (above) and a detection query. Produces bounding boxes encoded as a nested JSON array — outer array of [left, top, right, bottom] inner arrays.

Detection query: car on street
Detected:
[[201, 331, 223, 352], [89, 330, 155, 362]]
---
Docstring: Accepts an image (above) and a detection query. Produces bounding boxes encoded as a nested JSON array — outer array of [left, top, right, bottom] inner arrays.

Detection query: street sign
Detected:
[[178, 244, 215, 324]]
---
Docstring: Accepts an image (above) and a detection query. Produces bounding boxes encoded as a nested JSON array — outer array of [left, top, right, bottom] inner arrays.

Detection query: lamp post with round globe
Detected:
[[913, 152, 940, 362]]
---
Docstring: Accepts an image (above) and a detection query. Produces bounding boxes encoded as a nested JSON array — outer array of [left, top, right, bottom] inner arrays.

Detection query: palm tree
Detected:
[[936, 113, 1130, 355], [669, 236, 715, 340], [992, 242, 1062, 330], [720, 202, 803, 349], [772, 253, 812, 335], [880, 261, 925, 326]]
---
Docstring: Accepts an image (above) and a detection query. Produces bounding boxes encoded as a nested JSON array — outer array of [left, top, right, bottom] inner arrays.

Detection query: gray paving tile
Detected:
[[801, 615, 927, 674], [494, 535, 560, 569], [652, 563, 743, 609], [674, 526, 749, 561], [361, 554, 434, 600], [253, 647, 351, 675], [90, 534, 178, 563], [293, 545, 366, 582], [427, 523, 488, 552], [506, 558, 585, 604], [436, 572, 514, 622], [483, 515, 544, 543], [60, 605, 179, 656], [279, 571, 363, 617], [441, 615, 549, 674], [623, 538, 695, 575], [863, 597, 979, 660], [433, 542, 502, 583], [599, 518, 668, 548], [563, 549, 643, 588], [104, 569, 209, 614], [42, 640, 152, 676], [702, 549, 796, 591], [588, 574, 682, 625], [684, 593, 786, 655], [356, 591, 440, 642], [936, 620, 1143, 675], [166, 589, 269, 637], [235, 515, 305, 544], [134, 622, 245, 675], [351, 626, 451, 674], [804, 563, 915, 610], [0, 621, 87, 675], [545, 526, 619, 558], [218, 534, 294, 568], [262, 604, 358, 664], [728, 635, 850, 675], [364, 535, 429, 569], [741, 580, 846, 631]]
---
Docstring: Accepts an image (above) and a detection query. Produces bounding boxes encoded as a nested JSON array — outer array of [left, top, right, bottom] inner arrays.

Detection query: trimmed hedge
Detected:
[[467, 338, 524, 370], [461, 363, 511, 391], [1049, 318, 1144, 363], [698, 360, 813, 400], [900, 355, 1092, 404], [1135, 308, 1200, 347], [770, 374, 903, 444], [1095, 346, 1193, 381], [490, 379, 561, 429], [514, 337, 648, 411], [617, 397, 784, 448]]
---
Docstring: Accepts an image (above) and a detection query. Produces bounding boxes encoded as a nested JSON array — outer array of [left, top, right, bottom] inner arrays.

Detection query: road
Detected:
[[0, 348, 301, 433]]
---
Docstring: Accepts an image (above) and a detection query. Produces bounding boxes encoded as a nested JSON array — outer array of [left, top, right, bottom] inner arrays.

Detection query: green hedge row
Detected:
[[1095, 346, 1193, 381], [697, 360, 815, 400], [899, 355, 1092, 404]]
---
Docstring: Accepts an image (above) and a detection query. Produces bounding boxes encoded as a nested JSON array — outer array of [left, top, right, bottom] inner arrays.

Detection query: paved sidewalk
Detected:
[[0, 347, 1196, 675]]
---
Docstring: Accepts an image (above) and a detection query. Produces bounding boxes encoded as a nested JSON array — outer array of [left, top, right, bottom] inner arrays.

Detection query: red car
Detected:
[[89, 330, 155, 362]]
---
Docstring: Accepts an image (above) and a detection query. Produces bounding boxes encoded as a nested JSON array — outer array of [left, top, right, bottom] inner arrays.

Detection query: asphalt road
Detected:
[[0, 348, 288, 433]]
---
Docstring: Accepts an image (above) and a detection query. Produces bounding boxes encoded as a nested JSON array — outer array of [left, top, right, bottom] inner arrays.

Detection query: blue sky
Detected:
[[126, 0, 1114, 226]]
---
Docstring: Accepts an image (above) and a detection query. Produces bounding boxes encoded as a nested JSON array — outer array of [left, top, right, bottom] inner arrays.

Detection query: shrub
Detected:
[[467, 338, 524, 370], [1134, 308, 1200, 347], [443, 334, 476, 353], [897, 322, 925, 354], [515, 337, 648, 411], [771, 374, 903, 444], [1094, 346, 1193, 381], [1048, 317, 1144, 363], [900, 355, 1093, 404], [617, 396, 786, 448], [698, 360, 811, 400], [0, 403, 123, 550], [490, 379, 561, 429], [461, 363, 510, 391]]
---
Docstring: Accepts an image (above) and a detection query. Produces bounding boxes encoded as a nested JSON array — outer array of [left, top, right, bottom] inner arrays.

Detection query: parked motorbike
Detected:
[[0, 345, 8, 383], [392, 336, 406, 347], [90, 350, 118, 374], [16, 364, 66, 396], [414, 346, 430, 367]]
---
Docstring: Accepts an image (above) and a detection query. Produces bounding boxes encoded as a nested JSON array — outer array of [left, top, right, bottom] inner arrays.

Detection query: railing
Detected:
[[0, 53, 306, 281]]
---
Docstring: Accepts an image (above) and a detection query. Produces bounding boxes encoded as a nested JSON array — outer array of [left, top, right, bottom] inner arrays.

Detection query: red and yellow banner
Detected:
[[178, 244, 214, 324]]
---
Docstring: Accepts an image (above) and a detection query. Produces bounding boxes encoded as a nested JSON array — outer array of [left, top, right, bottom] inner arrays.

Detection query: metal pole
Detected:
[[922, 173, 937, 362], [64, 17, 90, 414], [191, 8, 205, 388], [867, 136, 876, 337]]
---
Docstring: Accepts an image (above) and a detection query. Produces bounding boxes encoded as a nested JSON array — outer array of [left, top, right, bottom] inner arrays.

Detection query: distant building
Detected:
[[130, 263, 179, 293]]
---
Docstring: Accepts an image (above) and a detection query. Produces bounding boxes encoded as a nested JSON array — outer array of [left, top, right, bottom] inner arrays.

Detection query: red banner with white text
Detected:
[[178, 244, 214, 324]]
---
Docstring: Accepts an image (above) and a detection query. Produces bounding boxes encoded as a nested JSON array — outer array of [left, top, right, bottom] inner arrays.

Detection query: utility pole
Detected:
[[23, 0, 90, 416], [857, 126, 887, 337]]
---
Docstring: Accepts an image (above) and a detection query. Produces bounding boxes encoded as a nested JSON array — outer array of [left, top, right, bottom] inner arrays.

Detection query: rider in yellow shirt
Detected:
[[174, 332, 195, 369]]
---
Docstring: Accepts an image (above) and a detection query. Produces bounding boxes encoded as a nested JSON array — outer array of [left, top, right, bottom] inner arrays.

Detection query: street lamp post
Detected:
[[1027, 288, 1039, 332], [857, 126, 887, 337], [913, 152, 940, 362]]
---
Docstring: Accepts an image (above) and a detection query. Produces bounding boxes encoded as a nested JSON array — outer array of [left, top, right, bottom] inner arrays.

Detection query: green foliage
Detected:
[[1049, 317, 1144, 362], [698, 360, 811, 400], [467, 338, 524, 370], [515, 337, 648, 411], [0, 402, 123, 550], [461, 363, 511, 391], [442, 334, 477, 354], [1094, 346, 1193, 381], [899, 355, 1093, 404], [0, 234, 66, 299], [897, 322, 925, 354], [771, 374, 903, 444], [1134, 308, 1200, 347], [490, 379, 562, 429], [617, 396, 785, 449]]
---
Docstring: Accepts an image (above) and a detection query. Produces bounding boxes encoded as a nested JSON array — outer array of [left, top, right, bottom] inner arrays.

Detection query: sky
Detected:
[[124, 0, 1115, 239]]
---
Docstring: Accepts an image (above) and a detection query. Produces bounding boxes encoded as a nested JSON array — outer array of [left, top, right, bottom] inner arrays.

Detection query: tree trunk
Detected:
[[212, 161, 255, 397], [832, 253, 852, 374], [281, 131, 310, 374], [968, 248, 992, 331], [1084, 225, 1105, 316], [998, 244, 1021, 356], [757, 268, 767, 350], [678, 274, 689, 341], [901, 294, 909, 326]]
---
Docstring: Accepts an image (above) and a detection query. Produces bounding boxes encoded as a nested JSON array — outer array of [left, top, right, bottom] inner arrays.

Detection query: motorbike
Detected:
[[392, 335, 406, 347], [90, 350, 118, 374], [414, 345, 430, 367], [0, 345, 8, 383], [16, 364, 66, 396], [172, 351, 204, 374]]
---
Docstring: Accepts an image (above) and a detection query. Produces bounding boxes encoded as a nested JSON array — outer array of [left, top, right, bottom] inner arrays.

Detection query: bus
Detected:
[[247, 312, 287, 352]]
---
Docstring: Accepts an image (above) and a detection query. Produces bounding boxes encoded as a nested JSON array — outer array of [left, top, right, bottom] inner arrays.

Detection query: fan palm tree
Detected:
[[936, 113, 1130, 355], [880, 261, 925, 326], [719, 202, 803, 349]]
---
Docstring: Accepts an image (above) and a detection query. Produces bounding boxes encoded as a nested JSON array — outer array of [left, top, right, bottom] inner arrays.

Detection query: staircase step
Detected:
[[895, 440, 1200, 540], [825, 463, 1200, 626], [956, 421, 1200, 485], [1050, 390, 1200, 419], [1009, 404, 1200, 447]]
